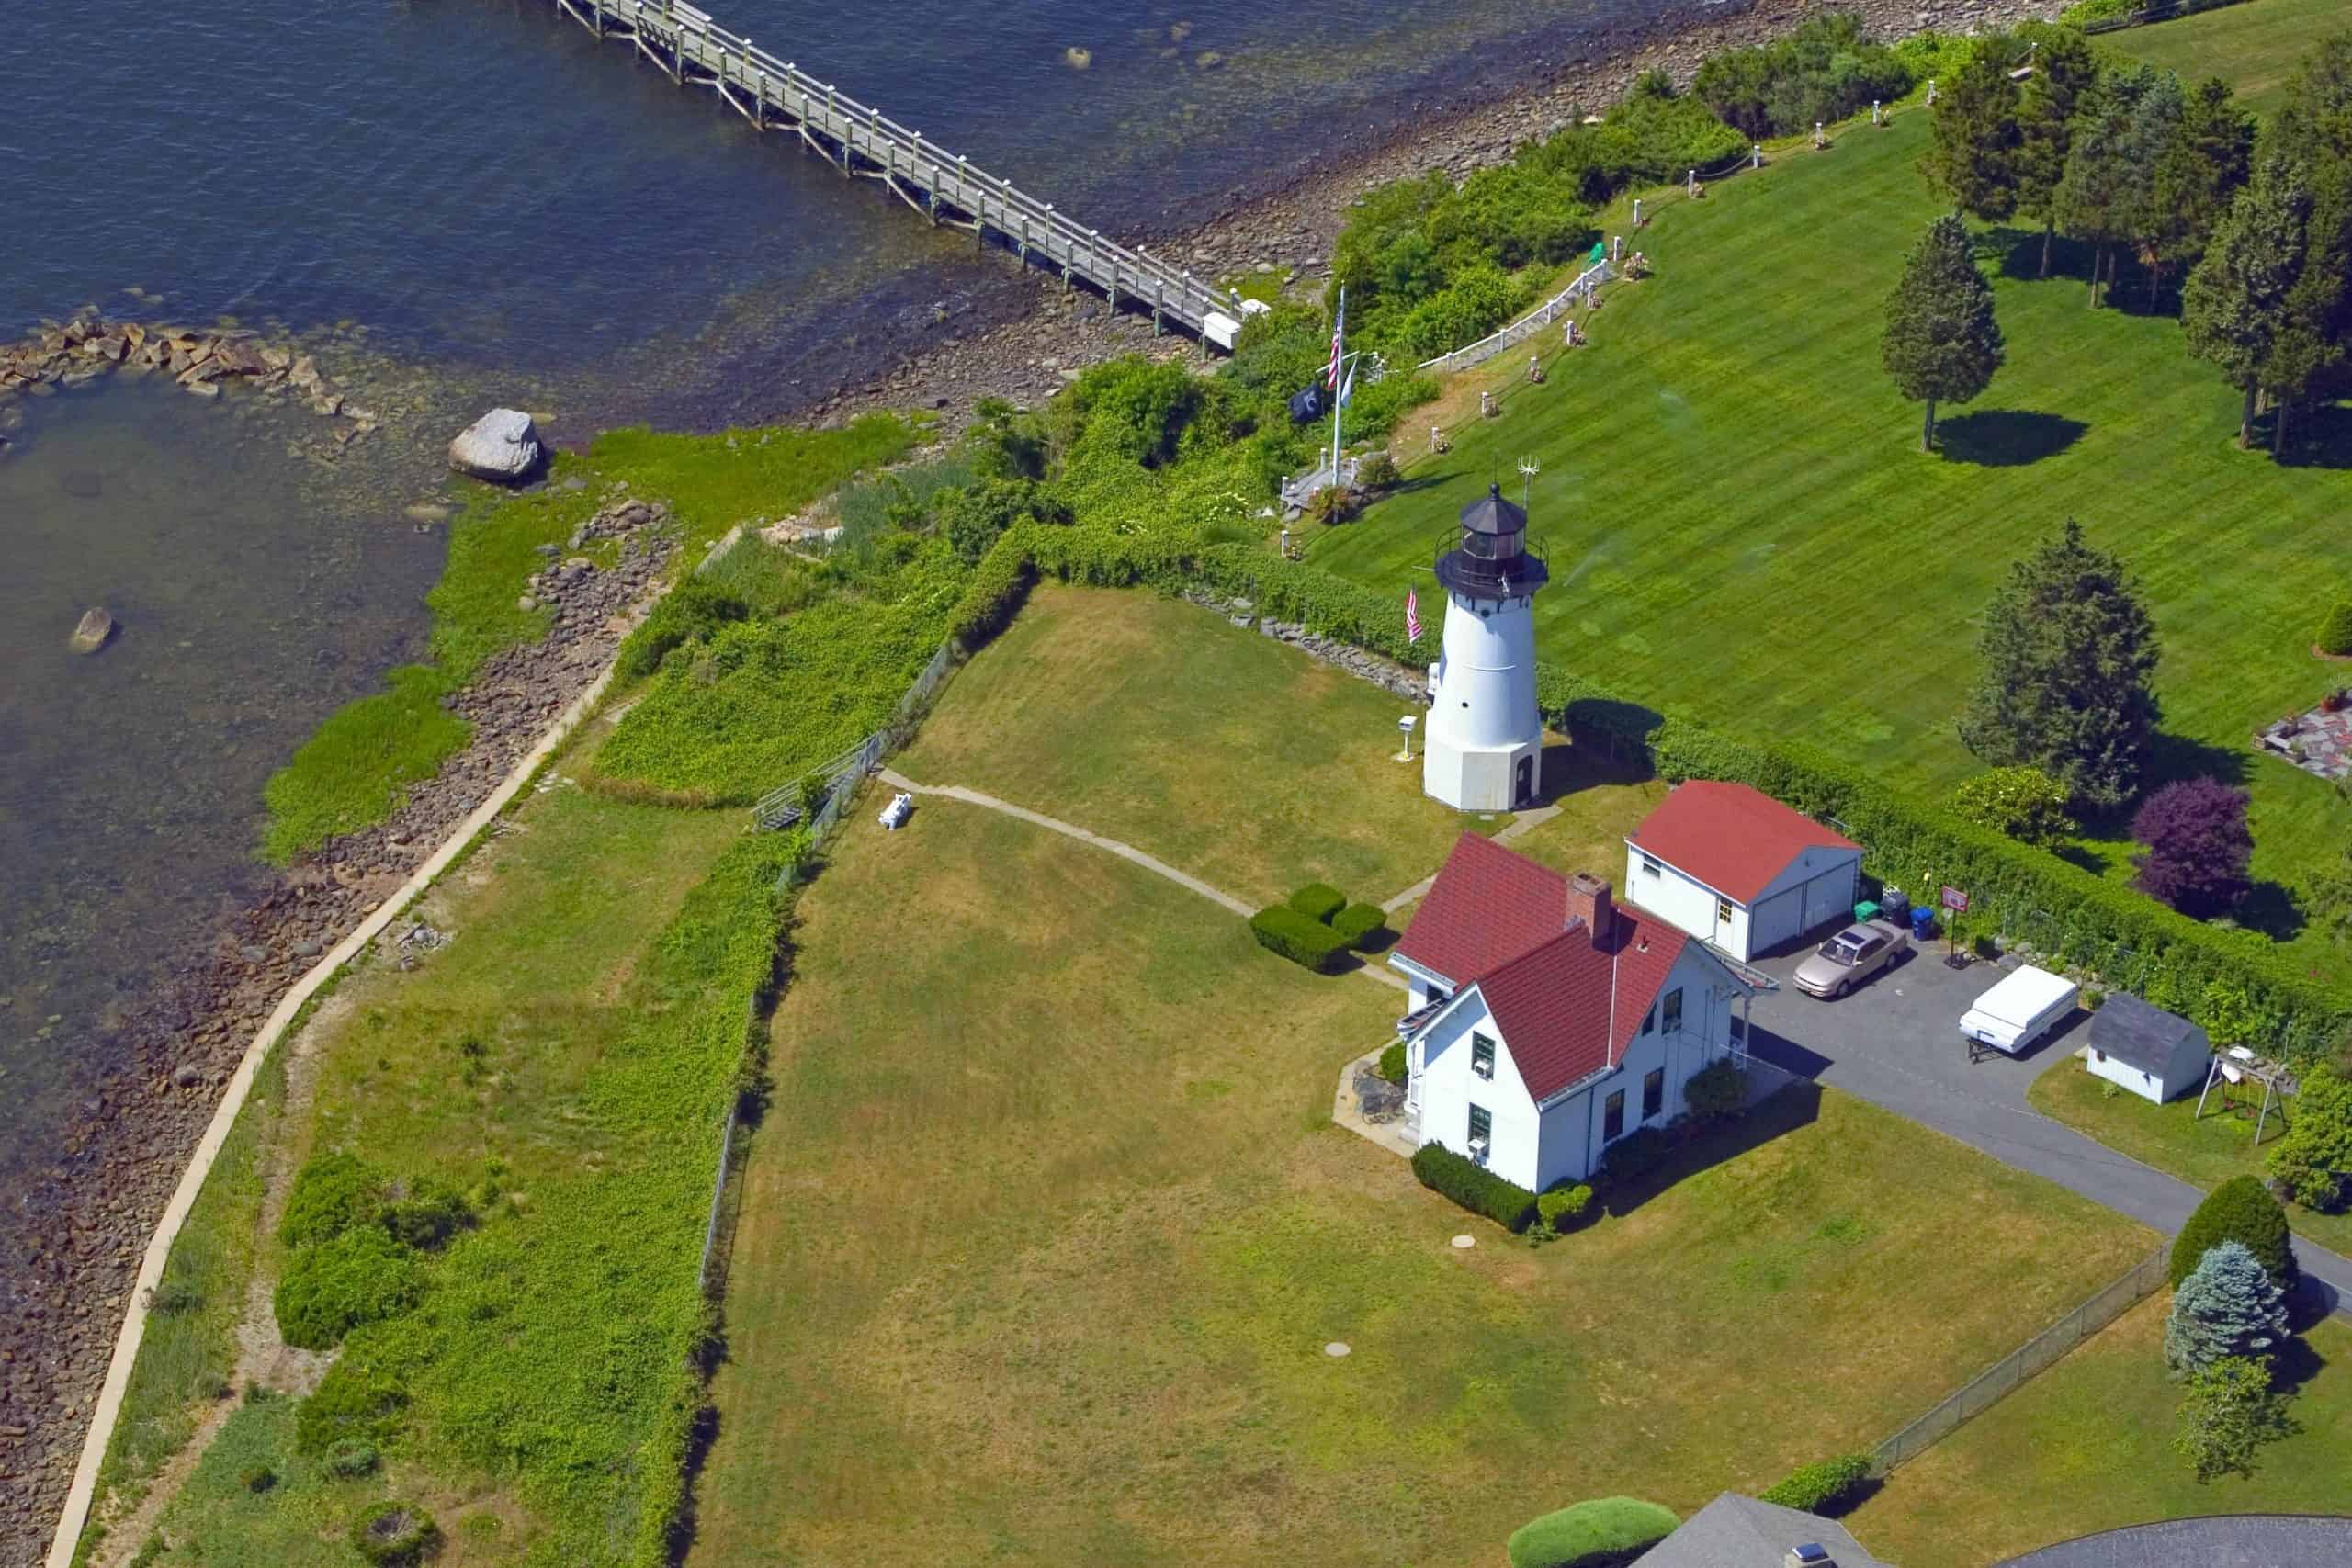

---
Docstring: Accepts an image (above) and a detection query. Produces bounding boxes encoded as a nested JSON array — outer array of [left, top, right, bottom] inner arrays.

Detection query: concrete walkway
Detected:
[[876, 769, 1410, 993], [1379, 802, 1559, 913], [1742, 947, 2352, 1319]]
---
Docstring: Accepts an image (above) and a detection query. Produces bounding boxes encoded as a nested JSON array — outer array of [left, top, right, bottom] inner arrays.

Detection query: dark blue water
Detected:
[[0, 0, 1668, 1190]]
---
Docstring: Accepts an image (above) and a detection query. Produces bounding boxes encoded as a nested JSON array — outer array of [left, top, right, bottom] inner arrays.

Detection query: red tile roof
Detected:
[[1396, 833, 1699, 1101], [1625, 781, 1860, 905]]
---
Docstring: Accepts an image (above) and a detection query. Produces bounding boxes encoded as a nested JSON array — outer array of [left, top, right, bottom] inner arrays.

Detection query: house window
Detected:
[[1640, 854, 1661, 877], [1602, 1089, 1625, 1143], [1471, 1032, 1497, 1081], [1643, 1067, 1665, 1120], [1663, 987, 1684, 1033], [1468, 1103, 1492, 1159], [1716, 897, 1735, 924], [1642, 1005, 1656, 1036]]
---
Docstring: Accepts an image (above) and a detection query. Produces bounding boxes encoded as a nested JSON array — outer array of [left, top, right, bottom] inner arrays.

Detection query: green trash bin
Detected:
[[1853, 900, 1880, 925]]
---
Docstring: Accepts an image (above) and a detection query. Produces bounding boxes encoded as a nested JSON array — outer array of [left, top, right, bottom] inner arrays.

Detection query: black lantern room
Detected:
[[1435, 482, 1549, 599]]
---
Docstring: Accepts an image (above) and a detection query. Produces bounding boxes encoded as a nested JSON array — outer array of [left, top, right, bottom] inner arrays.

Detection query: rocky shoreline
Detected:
[[6, 0, 2074, 1553], [0, 496, 672, 1557]]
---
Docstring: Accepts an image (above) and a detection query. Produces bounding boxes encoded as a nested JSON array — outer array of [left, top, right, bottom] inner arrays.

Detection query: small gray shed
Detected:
[[2085, 992, 2211, 1104]]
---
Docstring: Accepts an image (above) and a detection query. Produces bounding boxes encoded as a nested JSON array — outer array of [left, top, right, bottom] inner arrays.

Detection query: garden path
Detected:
[[876, 767, 1412, 994]]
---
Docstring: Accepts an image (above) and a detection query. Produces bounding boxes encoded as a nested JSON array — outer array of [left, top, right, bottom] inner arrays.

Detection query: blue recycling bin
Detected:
[[1910, 905, 1935, 942]]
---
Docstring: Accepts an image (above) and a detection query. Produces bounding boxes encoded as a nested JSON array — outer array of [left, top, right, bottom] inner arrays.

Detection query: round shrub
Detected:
[[2314, 599, 2352, 657], [1758, 1452, 1874, 1515], [295, 1360, 412, 1457], [278, 1151, 387, 1251], [2170, 1174, 2298, 1288], [274, 1227, 424, 1351], [350, 1501, 438, 1566], [1507, 1496, 1679, 1568], [1683, 1059, 1747, 1122], [324, 1440, 380, 1479], [1376, 1042, 1408, 1085], [1354, 450, 1399, 490], [1538, 1183, 1594, 1231]]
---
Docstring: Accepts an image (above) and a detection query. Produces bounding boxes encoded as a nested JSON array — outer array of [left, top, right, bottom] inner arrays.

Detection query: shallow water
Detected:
[[0, 0, 1690, 1190], [0, 379, 443, 1182]]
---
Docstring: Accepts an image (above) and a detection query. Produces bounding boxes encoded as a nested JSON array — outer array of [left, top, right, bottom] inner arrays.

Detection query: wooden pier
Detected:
[[538, 0, 1244, 349]]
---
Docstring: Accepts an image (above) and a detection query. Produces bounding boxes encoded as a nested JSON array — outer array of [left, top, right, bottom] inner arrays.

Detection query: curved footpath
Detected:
[[43, 657, 625, 1566]]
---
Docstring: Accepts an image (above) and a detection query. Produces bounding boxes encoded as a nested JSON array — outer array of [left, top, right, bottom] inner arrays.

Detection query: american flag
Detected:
[[1325, 288, 1346, 390], [1406, 586, 1422, 643]]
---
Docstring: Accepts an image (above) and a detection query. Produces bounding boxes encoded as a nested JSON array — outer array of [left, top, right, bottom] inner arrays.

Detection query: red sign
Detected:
[[1940, 886, 1970, 913]]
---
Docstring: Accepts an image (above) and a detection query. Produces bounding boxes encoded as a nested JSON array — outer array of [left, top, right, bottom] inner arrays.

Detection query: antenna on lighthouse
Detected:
[[1516, 457, 1541, 514]]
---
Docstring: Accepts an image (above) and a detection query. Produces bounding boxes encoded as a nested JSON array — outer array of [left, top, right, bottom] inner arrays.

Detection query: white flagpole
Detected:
[[1330, 287, 1345, 491]]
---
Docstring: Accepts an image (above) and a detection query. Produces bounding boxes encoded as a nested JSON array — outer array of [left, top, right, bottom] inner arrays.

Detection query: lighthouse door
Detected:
[[1513, 755, 1534, 804]]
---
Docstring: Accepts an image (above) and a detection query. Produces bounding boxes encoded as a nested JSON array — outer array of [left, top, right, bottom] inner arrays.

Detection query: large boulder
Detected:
[[447, 408, 544, 483], [69, 606, 115, 654]]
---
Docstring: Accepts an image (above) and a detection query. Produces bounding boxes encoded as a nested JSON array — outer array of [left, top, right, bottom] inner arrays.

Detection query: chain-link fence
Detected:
[[1871, 1246, 2169, 1472]]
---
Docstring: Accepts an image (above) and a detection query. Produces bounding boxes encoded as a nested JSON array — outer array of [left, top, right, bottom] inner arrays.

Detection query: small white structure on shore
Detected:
[[2086, 992, 2211, 1103], [1423, 484, 1546, 811]]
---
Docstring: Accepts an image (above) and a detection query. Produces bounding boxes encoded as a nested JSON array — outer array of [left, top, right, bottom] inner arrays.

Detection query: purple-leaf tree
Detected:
[[2132, 777, 2254, 919]]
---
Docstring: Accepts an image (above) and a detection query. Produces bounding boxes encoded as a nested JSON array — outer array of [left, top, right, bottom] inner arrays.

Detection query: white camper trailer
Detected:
[[1959, 964, 2077, 1057]]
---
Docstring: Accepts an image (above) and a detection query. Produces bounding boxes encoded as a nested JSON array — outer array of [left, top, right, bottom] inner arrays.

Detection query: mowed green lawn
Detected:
[[693, 595, 2150, 1567], [898, 585, 1491, 907], [1849, 1294, 2352, 1568], [1310, 107, 2352, 984], [2030, 1057, 2352, 1258], [2116, 0, 2342, 117]]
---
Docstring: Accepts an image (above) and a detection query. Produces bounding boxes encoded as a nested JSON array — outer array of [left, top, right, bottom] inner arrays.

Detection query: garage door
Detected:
[[1747, 886, 1804, 955], [1802, 862, 1858, 932]]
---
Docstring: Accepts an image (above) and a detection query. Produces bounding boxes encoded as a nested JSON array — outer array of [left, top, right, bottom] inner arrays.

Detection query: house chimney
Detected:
[[1566, 872, 1612, 938]]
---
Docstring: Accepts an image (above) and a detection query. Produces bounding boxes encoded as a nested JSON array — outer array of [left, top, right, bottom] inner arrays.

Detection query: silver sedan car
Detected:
[[1792, 919, 1912, 999]]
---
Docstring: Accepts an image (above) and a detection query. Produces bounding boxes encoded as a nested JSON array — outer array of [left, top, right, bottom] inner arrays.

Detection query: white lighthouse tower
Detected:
[[1423, 482, 1547, 811]]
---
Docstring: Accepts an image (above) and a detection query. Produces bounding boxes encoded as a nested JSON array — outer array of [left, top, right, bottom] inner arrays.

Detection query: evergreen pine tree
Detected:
[[2147, 79, 2258, 300], [2183, 156, 2310, 448], [2165, 1240, 2290, 1377], [1958, 520, 2160, 812], [2055, 66, 2165, 307], [2014, 25, 2102, 276], [1926, 39, 2023, 220], [1882, 214, 2006, 452]]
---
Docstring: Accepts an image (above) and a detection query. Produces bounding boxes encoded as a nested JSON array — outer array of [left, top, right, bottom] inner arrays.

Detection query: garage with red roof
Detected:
[[1622, 781, 1861, 962]]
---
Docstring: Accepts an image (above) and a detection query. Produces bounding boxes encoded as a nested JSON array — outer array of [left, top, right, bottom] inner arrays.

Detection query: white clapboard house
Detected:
[[1387, 833, 1756, 1192], [1623, 781, 1863, 963]]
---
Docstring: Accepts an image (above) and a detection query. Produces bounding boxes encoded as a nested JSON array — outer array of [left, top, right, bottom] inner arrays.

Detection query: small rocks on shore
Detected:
[[68, 607, 116, 655]]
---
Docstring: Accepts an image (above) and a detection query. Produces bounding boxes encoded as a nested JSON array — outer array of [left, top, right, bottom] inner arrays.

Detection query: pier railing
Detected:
[[538, 0, 1240, 347]]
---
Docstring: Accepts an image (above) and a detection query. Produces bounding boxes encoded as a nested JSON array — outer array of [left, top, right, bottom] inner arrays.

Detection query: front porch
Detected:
[[1333, 1043, 1420, 1160]]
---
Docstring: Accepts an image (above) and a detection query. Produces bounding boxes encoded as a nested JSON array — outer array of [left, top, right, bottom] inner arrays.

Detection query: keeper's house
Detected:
[[1623, 782, 1862, 963], [1389, 834, 1753, 1193]]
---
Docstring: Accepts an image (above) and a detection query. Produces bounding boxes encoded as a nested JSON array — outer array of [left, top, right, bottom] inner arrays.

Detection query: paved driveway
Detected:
[[1741, 942, 2350, 1319]]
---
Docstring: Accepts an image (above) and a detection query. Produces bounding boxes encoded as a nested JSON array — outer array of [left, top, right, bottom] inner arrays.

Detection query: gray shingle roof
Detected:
[[2086, 992, 2211, 1083], [1634, 1493, 1894, 1568]]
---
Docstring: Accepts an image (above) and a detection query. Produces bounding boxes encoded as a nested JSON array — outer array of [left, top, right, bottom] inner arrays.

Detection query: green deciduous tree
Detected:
[[2165, 1240, 2290, 1377], [1925, 39, 2022, 220], [1950, 765, 2075, 845], [2014, 25, 2102, 276], [1883, 213, 2006, 452], [1958, 520, 2159, 812], [2175, 1355, 2295, 1482], [2267, 1062, 2352, 1212]]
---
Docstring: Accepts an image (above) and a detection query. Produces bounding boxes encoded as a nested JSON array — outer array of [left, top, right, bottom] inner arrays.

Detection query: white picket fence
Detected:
[[1418, 259, 1611, 375]]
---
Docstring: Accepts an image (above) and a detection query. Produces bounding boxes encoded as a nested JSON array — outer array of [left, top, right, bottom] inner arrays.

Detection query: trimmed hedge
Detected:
[[2170, 1174, 2299, 1288], [1758, 1452, 1874, 1516], [1412, 1142, 1538, 1232], [2319, 600, 2352, 658], [953, 524, 2349, 1067], [1376, 1041, 1408, 1084], [1250, 905, 1350, 973], [1507, 1497, 1680, 1568], [1288, 882, 1348, 923], [1332, 901, 1390, 951]]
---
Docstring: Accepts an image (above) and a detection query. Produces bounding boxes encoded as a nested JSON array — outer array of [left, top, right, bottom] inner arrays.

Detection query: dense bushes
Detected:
[[2317, 600, 2352, 657], [295, 1359, 412, 1456], [1250, 905, 1350, 972], [280, 1151, 387, 1250], [2170, 1175, 2298, 1287], [1377, 1042, 1408, 1084], [1411, 1142, 1538, 1232], [1757, 1452, 1875, 1514], [1506, 1497, 1680, 1568], [273, 1226, 424, 1351], [1683, 1058, 1747, 1122], [1332, 901, 1390, 951], [1694, 14, 1915, 139], [617, 577, 750, 682], [1598, 1125, 1673, 1186], [2267, 1064, 2352, 1212], [350, 1501, 438, 1566], [1288, 883, 1348, 922], [1950, 765, 2075, 846], [1538, 1182, 1595, 1230]]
